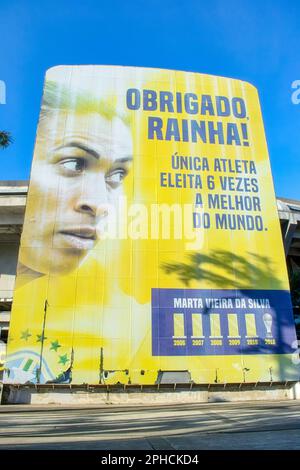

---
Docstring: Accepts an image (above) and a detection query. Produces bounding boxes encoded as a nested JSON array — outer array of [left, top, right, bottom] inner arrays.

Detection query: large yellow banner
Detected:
[[5, 66, 299, 385]]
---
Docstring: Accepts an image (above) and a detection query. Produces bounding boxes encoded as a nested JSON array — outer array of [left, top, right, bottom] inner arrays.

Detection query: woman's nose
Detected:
[[75, 174, 109, 218]]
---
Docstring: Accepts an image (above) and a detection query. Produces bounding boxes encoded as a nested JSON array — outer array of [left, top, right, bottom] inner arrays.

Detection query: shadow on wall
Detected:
[[161, 250, 299, 382], [161, 250, 283, 289]]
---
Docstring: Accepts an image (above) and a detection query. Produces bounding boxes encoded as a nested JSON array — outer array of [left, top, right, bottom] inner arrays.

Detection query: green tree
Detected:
[[0, 131, 12, 149], [290, 271, 300, 308], [289, 271, 300, 338]]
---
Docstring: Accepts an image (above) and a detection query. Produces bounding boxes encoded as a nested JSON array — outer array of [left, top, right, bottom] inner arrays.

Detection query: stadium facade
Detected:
[[1, 180, 300, 404]]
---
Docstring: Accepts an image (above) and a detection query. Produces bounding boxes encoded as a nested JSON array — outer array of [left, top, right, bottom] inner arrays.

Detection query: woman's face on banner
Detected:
[[20, 109, 133, 275]]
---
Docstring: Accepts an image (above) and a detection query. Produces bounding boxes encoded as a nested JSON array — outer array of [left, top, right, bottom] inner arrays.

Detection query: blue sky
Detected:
[[0, 0, 299, 199]]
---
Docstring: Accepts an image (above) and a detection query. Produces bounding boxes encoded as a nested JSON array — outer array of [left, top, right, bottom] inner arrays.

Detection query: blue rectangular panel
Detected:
[[151, 289, 297, 356]]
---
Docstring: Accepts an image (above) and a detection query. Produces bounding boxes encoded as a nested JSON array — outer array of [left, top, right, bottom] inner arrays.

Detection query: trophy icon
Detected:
[[263, 313, 273, 338]]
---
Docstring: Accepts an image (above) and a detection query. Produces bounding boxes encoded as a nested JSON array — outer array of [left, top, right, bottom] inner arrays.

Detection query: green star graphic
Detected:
[[50, 340, 61, 352], [58, 354, 69, 366], [20, 330, 31, 341], [36, 333, 47, 343]]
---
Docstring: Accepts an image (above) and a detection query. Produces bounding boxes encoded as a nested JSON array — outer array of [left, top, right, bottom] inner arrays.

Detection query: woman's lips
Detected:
[[57, 227, 97, 250]]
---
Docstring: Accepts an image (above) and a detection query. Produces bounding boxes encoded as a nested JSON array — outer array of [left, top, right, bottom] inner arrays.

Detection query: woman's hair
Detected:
[[40, 80, 130, 126]]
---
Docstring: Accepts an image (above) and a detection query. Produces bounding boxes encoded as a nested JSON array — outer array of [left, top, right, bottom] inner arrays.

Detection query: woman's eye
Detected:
[[60, 158, 86, 174], [106, 169, 126, 186]]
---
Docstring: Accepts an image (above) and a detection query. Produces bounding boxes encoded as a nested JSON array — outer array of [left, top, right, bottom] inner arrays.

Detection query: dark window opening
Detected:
[[0, 329, 8, 344]]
